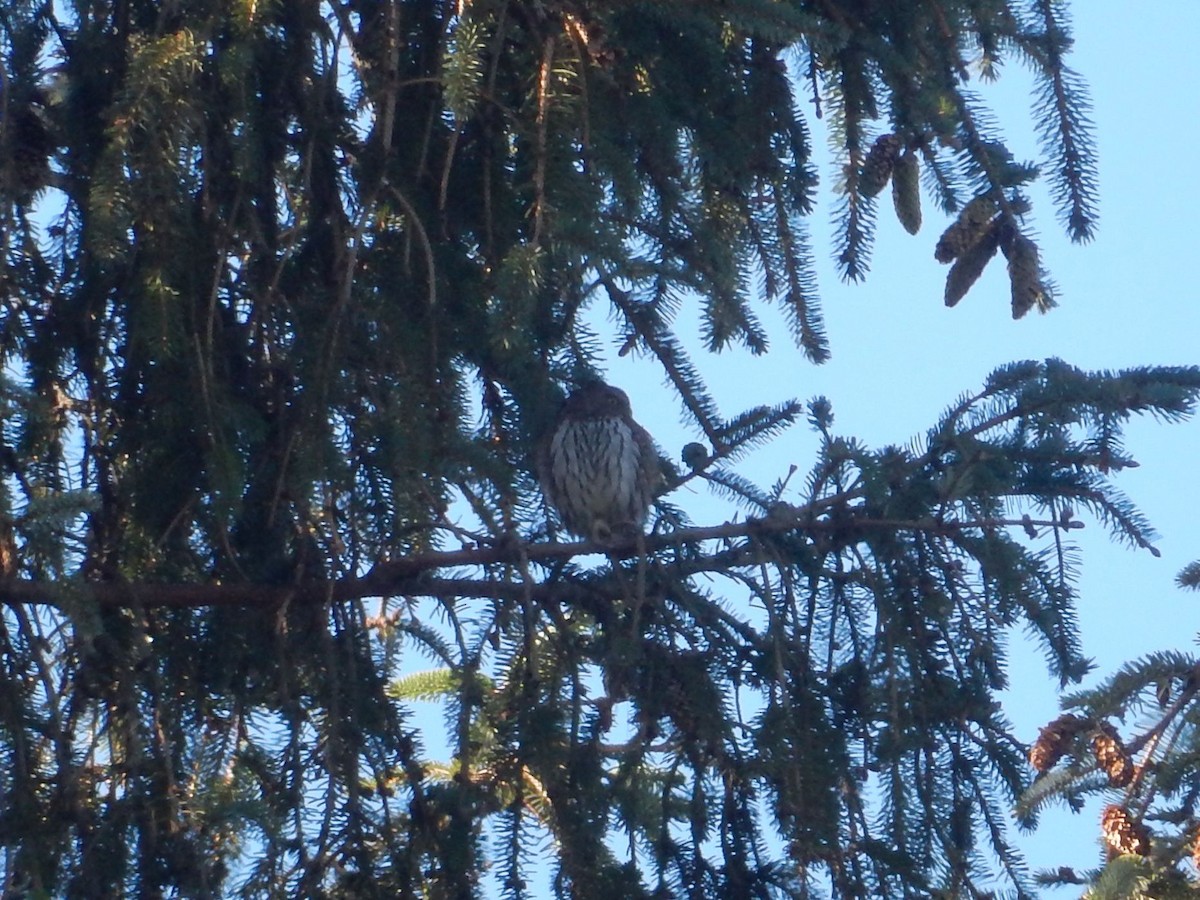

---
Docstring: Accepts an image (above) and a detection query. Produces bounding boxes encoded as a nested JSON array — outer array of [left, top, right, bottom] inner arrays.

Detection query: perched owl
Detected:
[[539, 382, 659, 542]]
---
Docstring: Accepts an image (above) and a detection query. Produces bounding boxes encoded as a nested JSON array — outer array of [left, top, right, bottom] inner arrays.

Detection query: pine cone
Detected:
[[1029, 713, 1089, 773], [1091, 723, 1134, 787], [1002, 231, 1046, 318], [1101, 804, 1149, 858], [1192, 829, 1200, 873], [934, 196, 997, 263], [860, 134, 902, 198], [891, 150, 922, 235], [681, 442, 709, 471], [944, 218, 1001, 307]]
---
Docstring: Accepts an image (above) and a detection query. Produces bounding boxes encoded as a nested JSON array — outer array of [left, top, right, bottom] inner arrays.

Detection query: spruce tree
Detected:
[[0, 1, 1195, 897]]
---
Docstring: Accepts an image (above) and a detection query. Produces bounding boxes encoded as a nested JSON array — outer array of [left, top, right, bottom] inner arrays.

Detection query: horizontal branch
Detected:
[[0, 511, 1082, 611]]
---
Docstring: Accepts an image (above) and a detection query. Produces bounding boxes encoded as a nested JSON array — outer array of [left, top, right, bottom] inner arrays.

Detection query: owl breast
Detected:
[[546, 416, 649, 540]]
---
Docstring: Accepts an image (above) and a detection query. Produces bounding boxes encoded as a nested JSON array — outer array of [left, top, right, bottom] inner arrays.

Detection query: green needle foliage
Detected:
[[0, 1, 1180, 898], [1022, 569, 1200, 899]]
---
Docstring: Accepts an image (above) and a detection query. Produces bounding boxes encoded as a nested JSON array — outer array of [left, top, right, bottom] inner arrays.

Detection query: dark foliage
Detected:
[[0, 2, 1167, 898]]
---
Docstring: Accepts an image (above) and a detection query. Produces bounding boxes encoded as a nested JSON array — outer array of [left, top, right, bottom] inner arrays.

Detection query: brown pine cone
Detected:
[[1101, 804, 1149, 859], [944, 219, 1002, 307], [1029, 713, 1089, 773], [1001, 231, 1046, 318], [935, 196, 998, 263], [860, 134, 902, 198], [1091, 723, 1134, 787], [891, 150, 922, 235]]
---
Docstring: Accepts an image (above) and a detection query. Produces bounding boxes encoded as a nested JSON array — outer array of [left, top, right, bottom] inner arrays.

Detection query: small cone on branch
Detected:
[[860, 134, 902, 198], [944, 217, 1001, 306], [891, 150, 922, 235], [1101, 804, 1149, 859], [1192, 830, 1200, 872], [934, 195, 997, 263], [1002, 231, 1046, 318], [681, 442, 709, 472], [1091, 722, 1134, 787]]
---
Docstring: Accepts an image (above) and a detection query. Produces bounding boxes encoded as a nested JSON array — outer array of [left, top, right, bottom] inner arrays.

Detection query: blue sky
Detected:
[[597, 1, 1200, 882]]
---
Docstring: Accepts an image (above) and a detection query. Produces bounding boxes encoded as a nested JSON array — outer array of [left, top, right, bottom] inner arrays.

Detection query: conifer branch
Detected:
[[0, 511, 1083, 611], [1028, 0, 1099, 241], [601, 275, 725, 448]]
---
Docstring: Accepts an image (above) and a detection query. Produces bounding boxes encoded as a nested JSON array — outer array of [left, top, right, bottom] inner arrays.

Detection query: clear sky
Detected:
[[596, 1, 1200, 884]]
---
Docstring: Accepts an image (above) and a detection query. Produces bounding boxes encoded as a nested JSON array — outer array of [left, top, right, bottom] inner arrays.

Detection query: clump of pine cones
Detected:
[[1028, 714, 1136, 788], [1031, 716, 1153, 862], [856, 132, 1051, 316]]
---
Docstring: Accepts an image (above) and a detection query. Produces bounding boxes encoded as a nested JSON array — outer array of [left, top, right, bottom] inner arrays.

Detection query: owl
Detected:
[[538, 382, 659, 542]]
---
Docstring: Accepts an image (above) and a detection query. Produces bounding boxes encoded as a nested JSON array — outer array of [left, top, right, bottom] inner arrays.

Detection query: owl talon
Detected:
[[589, 519, 645, 546]]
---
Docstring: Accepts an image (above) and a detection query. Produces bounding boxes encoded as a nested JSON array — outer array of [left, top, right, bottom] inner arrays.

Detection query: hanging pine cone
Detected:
[[934, 196, 997, 263], [1001, 231, 1046, 318], [944, 218, 1001, 307], [1101, 805, 1150, 859], [1091, 723, 1134, 787], [1029, 713, 1089, 773], [891, 149, 921, 235], [860, 133, 902, 198]]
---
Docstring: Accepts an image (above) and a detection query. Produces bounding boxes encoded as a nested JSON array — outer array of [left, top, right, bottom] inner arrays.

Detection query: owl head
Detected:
[[561, 381, 633, 420]]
